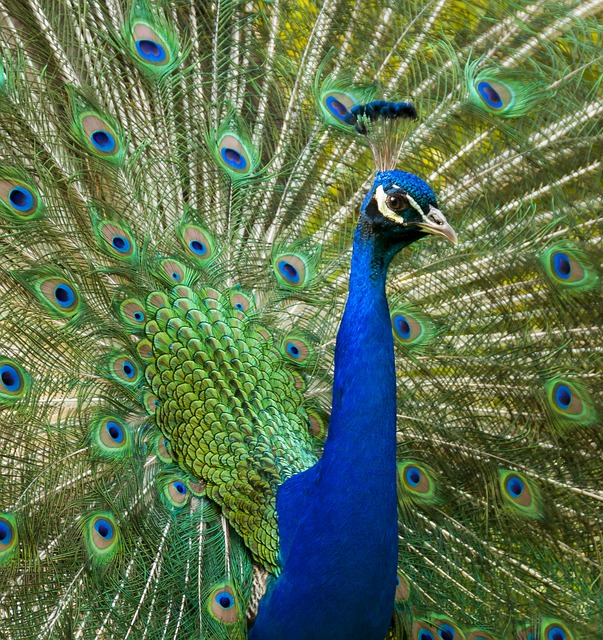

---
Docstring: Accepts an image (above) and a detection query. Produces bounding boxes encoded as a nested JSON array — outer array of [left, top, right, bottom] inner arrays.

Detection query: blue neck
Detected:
[[251, 225, 405, 640]]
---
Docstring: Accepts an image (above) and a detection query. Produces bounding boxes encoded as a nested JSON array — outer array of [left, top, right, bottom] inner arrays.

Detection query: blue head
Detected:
[[359, 170, 457, 252]]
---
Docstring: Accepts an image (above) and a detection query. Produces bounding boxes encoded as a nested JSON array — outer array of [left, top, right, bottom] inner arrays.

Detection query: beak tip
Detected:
[[448, 229, 459, 246], [418, 221, 458, 245]]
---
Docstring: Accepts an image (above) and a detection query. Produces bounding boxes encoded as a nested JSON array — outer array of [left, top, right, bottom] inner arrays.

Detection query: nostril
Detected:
[[426, 207, 446, 226]]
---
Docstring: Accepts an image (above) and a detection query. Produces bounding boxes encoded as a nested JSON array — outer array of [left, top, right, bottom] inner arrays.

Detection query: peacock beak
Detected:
[[416, 206, 458, 245]]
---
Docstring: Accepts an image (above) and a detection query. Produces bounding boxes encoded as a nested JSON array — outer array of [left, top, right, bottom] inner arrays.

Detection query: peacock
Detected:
[[0, 0, 601, 638]]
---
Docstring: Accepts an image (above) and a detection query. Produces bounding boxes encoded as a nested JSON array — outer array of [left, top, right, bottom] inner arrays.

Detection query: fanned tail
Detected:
[[0, 1, 601, 638]]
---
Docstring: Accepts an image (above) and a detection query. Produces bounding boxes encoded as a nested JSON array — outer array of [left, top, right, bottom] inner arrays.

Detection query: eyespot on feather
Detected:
[[540, 244, 598, 291], [210, 116, 259, 179], [315, 73, 374, 129], [412, 621, 437, 640], [0, 514, 18, 564], [307, 409, 328, 441], [552, 382, 582, 414], [68, 88, 124, 163], [475, 80, 511, 110], [503, 473, 529, 504], [143, 392, 160, 415], [159, 259, 188, 284], [273, 253, 308, 288], [37, 277, 81, 317], [466, 60, 545, 118], [542, 619, 573, 640], [322, 91, 357, 124], [552, 252, 582, 281], [498, 469, 542, 517], [395, 571, 411, 601], [91, 415, 132, 457], [281, 335, 313, 364], [230, 291, 253, 313], [156, 436, 172, 462], [85, 513, 119, 558], [429, 616, 464, 640], [0, 359, 28, 401], [98, 222, 135, 259], [162, 478, 190, 508], [397, 461, 438, 504], [109, 353, 141, 386], [391, 306, 435, 350], [218, 135, 250, 173], [120, 299, 147, 327], [392, 312, 422, 342], [180, 224, 215, 262], [543, 378, 595, 426], [404, 466, 427, 490], [214, 129, 261, 178], [125, 0, 179, 78], [98, 417, 128, 449], [208, 584, 239, 624], [133, 24, 169, 65], [81, 115, 120, 157], [0, 178, 43, 219]]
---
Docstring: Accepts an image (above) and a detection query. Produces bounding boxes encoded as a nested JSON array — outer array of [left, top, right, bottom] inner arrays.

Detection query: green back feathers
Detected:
[[144, 283, 317, 566]]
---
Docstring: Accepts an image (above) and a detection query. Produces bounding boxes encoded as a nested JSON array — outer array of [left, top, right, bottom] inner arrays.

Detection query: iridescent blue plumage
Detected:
[[251, 168, 455, 638]]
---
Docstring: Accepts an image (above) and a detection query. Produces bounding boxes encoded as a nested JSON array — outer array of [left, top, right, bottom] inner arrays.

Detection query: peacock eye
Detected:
[[386, 193, 408, 211]]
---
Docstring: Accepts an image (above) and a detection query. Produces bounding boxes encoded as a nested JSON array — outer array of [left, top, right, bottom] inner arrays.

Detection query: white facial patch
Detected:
[[374, 185, 429, 225]]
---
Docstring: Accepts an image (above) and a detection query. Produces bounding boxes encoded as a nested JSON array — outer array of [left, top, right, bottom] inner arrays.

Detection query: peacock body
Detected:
[[0, 0, 601, 638]]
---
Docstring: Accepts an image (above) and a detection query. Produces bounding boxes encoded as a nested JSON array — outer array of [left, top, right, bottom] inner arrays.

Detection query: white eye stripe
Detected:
[[374, 185, 428, 224], [375, 185, 409, 223], [405, 193, 425, 217]]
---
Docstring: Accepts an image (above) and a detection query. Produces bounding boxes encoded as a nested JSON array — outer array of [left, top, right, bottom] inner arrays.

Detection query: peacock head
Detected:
[[359, 169, 457, 247], [350, 101, 457, 249]]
